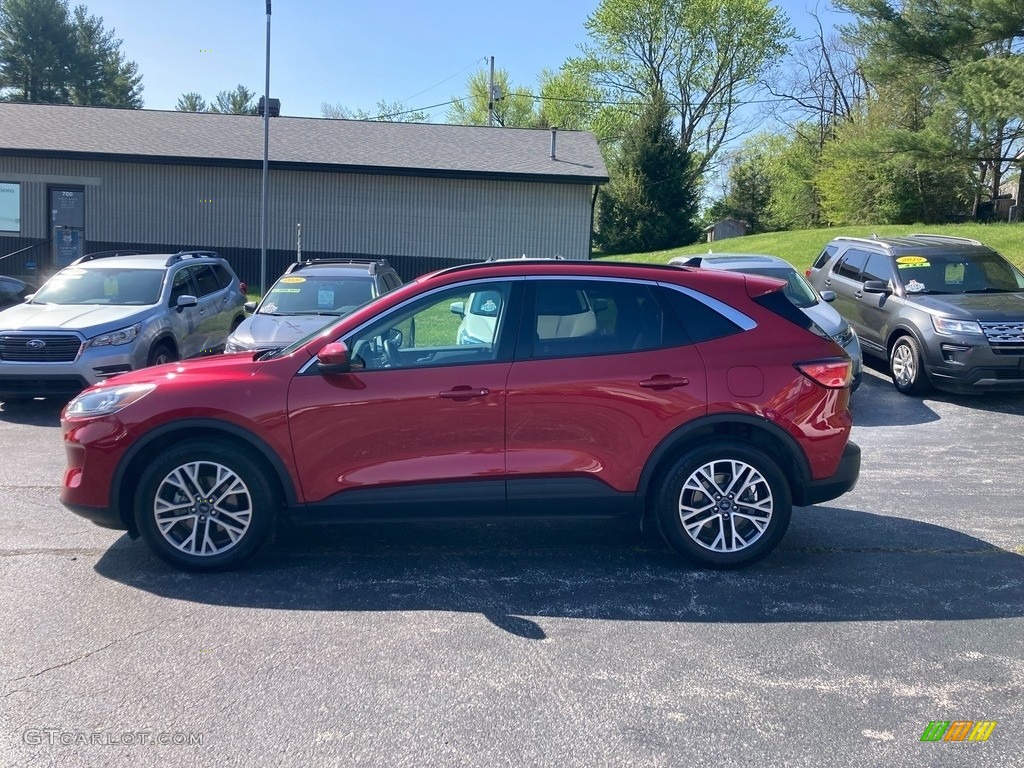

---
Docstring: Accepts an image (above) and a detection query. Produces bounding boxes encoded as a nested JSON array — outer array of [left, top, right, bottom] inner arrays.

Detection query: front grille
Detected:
[[0, 333, 83, 362], [980, 321, 1024, 355]]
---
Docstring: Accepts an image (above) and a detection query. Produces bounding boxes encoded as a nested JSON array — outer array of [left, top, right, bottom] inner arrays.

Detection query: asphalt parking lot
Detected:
[[1, 364, 1022, 768]]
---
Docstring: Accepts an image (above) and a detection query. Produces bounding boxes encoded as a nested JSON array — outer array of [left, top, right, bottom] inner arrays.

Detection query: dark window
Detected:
[[211, 264, 234, 289], [862, 253, 893, 284], [0, 278, 26, 307], [191, 265, 222, 297], [660, 287, 742, 344], [170, 268, 195, 303], [834, 249, 870, 280], [527, 280, 675, 359], [812, 245, 837, 270]]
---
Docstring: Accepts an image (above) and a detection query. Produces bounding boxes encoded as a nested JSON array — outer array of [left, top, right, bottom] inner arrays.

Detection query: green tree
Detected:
[[595, 93, 700, 253], [321, 99, 429, 122], [175, 91, 206, 112], [707, 144, 775, 233], [447, 67, 540, 127], [0, 0, 141, 106], [571, 0, 793, 182], [208, 84, 258, 115], [838, 0, 1024, 207]]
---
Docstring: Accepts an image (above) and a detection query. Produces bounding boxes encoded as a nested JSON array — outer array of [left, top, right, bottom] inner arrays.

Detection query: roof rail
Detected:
[[285, 257, 391, 275], [72, 249, 149, 264], [907, 233, 983, 246], [165, 250, 220, 266], [830, 236, 898, 252]]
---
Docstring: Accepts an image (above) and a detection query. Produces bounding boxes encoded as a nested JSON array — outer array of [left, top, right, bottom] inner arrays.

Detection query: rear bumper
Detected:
[[796, 441, 861, 506]]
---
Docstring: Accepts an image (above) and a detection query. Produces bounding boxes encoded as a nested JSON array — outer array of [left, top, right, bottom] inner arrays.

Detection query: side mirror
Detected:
[[819, 290, 837, 303], [243, 301, 257, 313], [862, 280, 891, 294], [317, 341, 352, 374], [450, 301, 465, 318], [176, 294, 198, 309]]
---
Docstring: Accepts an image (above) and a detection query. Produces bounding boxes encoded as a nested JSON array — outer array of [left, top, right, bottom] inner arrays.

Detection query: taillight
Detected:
[[795, 359, 851, 389], [239, 282, 248, 295], [804, 269, 811, 277]]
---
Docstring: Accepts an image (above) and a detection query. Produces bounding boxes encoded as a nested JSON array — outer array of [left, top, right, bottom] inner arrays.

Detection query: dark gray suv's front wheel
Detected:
[[889, 335, 932, 396]]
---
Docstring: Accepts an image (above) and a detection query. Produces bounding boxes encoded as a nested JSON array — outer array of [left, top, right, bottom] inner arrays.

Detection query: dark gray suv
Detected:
[[807, 234, 1024, 395]]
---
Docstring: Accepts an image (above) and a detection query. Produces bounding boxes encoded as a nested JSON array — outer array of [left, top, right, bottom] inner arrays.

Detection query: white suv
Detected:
[[0, 251, 246, 401]]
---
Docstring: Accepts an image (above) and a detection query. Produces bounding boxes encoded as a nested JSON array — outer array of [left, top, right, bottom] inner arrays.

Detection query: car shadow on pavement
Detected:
[[0, 398, 64, 426], [92, 507, 1024, 639]]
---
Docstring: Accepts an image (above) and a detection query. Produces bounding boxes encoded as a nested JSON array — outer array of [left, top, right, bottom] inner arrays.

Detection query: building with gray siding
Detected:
[[0, 103, 608, 288]]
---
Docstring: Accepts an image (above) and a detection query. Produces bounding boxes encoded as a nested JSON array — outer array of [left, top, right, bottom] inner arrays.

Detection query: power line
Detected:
[[400, 57, 488, 103]]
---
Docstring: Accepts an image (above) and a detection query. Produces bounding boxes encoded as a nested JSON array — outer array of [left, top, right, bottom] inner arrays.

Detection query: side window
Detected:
[[835, 249, 869, 280], [862, 252, 894, 284], [812, 245, 837, 270], [211, 264, 234, 289], [527, 280, 674, 359], [191, 264, 222, 297], [659, 287, 743, 343], [0, 279, 23, 306], [347, 281, 513, 370], [169, 268, 195, 304]]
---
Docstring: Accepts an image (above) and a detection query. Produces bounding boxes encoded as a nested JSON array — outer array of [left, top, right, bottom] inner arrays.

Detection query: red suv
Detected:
[[60, 260, 860, 571]]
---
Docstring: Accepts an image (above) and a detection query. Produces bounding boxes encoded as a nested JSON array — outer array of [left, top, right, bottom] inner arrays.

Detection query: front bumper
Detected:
[[0, 345, 139, 398], [922, 334, 1024, 393], [796, 441, 861, 506]]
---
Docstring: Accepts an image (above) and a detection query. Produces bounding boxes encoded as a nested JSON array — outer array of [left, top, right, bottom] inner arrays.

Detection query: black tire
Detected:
[[889, 335, 931, 396], [655, 441, 792, 569], [134, 439, 277, 571], [147, 342, 178, 368]]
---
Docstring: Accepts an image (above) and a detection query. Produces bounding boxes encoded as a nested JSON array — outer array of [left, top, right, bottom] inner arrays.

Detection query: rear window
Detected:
[[753, 290, 830, 340], [811, 245, 837, 270]]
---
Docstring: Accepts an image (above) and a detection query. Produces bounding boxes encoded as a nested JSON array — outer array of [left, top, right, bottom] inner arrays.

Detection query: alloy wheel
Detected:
[[677, 459, 774, 553]]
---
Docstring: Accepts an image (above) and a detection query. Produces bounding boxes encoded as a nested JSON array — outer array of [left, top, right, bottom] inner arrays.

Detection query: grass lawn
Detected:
[[600, 222, 1024, 273]]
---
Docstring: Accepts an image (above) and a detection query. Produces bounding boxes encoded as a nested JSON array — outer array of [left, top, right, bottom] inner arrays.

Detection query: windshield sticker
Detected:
[[262, 302, 278, 313], [905, 279, 926, 293], [270, 288, 300, 294], [945, 263, 965, 284], [897, 256, 928, 265], [317, 288, 334, 307], [280, 276, 306, 284], [104, 277, 118, 296]]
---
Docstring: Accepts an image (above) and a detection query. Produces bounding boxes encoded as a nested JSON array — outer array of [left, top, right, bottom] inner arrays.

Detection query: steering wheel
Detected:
[[382, 334, 400, 368]]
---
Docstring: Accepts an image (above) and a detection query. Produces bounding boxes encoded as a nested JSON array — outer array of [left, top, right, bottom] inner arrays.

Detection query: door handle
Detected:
[[639, 376, 689, 390], [439, 386, 490, 399], [854, 291, 863, 298]]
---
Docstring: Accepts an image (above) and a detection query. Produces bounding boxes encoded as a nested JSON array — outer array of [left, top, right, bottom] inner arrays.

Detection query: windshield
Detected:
[[736, 266, 819, 309], [896, 250, 1024, 295], [259, 275, 374, 316], [31, 266, 164, 306]]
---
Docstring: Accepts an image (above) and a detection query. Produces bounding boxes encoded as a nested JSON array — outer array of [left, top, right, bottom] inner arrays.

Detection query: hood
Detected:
[[90, 350, 268, 390], [233, 312, 339, 347], [907, 291, 1024, 321], [0, 302, 149, 335], [800, 300, 846, 336]]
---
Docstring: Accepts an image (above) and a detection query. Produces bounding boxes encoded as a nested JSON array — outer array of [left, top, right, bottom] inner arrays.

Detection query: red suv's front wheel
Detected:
[[656, 441, 792, 568], [134, 440, 277, 571]]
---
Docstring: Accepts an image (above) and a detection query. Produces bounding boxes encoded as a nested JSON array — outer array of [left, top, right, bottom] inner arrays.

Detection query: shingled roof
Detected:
[[0, 103, 608, 184]]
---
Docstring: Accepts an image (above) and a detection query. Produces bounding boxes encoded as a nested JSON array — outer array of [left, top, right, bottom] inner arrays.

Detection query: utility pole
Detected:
[[487, 56, 495, 127], [259, 1, 272, 295]]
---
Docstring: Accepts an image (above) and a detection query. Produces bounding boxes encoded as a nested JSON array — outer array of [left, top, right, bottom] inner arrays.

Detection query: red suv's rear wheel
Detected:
[[656, 441, 792, 568]]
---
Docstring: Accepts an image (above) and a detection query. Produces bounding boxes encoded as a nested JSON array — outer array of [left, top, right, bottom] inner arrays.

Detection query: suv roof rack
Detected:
[[906, 233, 983, 246], [830, 236, 898, 251], [72, 249, 150, 264], [165, 250, 220, 265], [286, 257, 391, 276]]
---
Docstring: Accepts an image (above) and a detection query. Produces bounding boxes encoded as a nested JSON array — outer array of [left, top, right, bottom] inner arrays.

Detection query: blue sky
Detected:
[[81, 0, 848, 119]]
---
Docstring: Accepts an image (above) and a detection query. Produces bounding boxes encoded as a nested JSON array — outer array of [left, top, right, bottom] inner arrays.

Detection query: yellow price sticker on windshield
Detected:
[[279, 276, 306, 284], [896, 256, 929, 266]]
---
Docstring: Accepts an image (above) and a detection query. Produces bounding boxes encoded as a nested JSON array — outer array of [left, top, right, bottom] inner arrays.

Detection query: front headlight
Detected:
[[88, 323, 141, 347], [65, 383, 156, 418], [832, 326, 856, 347], [932, 317, 982, 335], [224, 336, 254, 353]]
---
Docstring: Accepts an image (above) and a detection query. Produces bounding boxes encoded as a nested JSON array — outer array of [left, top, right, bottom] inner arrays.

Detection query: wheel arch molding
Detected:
[[636, 414, 814, 516], [112, 418, 299, 533]]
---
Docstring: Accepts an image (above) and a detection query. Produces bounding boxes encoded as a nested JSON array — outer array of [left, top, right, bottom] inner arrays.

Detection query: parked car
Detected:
[[670, 253, 863, 391], [807, 234, 1024, 395], [0, 275, 33, 310], [60, 259, 860, 572], [0, 251, 247, 401], [226, 258, 402, 354]]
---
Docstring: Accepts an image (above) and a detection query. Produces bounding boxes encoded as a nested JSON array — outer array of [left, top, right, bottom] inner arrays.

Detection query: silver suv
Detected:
[[0, 251, 247, 401]]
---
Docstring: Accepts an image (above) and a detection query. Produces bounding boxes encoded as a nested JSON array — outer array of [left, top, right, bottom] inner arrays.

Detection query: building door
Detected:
[[49, 187, 85, 271]]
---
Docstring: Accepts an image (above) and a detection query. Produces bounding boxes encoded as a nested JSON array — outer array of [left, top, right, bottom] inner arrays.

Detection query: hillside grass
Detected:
[[600, 223, 1024, 273]]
